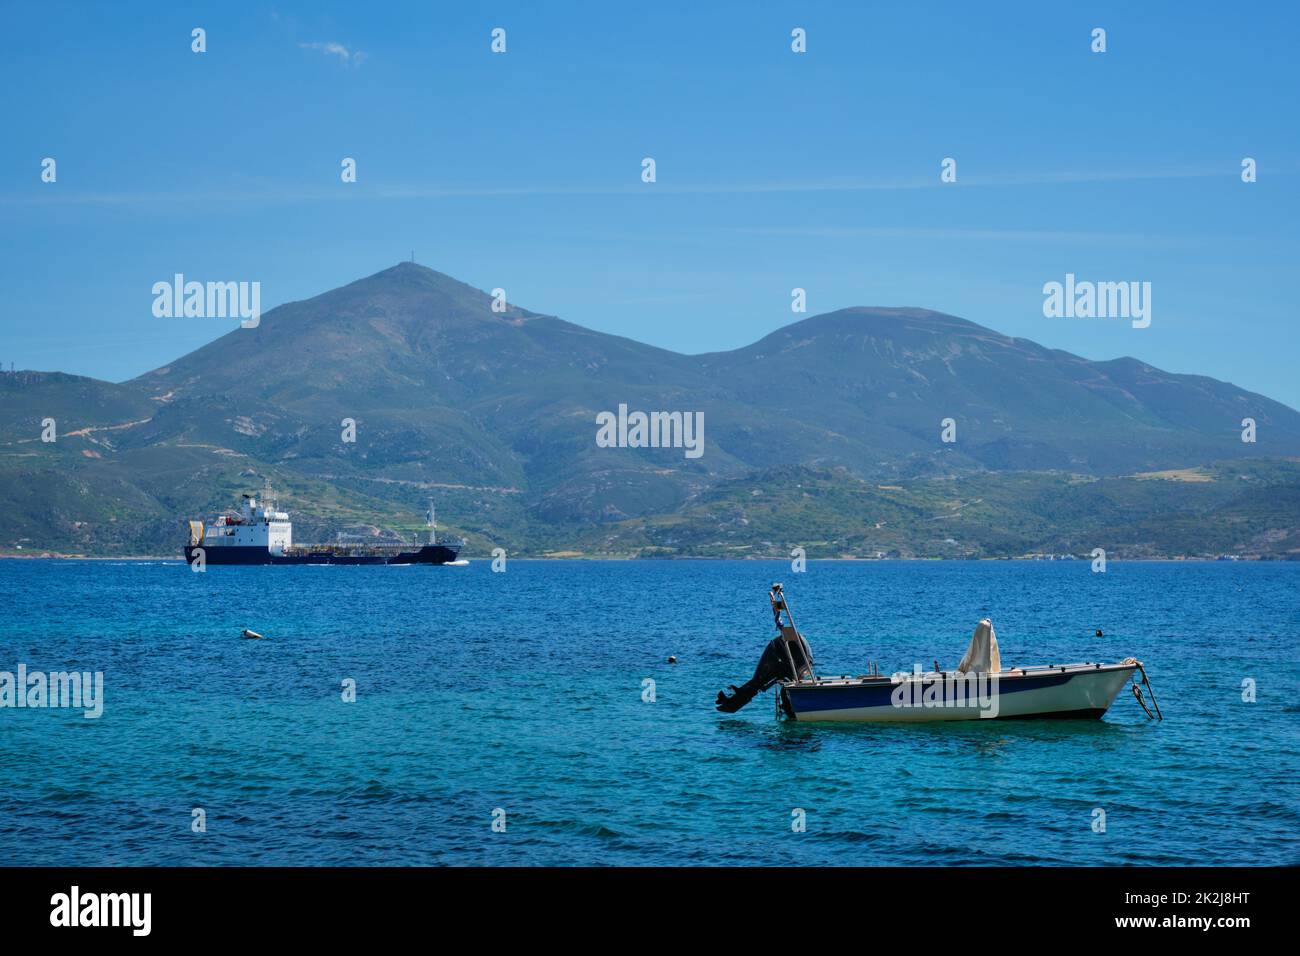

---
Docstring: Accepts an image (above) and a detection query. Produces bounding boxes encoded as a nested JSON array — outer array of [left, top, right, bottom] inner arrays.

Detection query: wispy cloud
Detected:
[[0, 166, 1273, 209], [717, 225, 1208, 245], [299, 41, 367, 68]]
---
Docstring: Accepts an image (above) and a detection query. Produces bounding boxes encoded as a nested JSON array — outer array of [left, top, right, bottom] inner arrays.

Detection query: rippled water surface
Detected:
[[1, 559, 1296, 865]]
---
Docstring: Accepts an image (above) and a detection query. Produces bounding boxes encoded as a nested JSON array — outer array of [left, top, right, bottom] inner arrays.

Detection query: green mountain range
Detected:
[[3, 262, 1298, 559]]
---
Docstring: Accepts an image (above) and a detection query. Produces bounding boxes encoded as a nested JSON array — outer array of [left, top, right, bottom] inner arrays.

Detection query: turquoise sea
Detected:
[[1, 559, 1296, 866]]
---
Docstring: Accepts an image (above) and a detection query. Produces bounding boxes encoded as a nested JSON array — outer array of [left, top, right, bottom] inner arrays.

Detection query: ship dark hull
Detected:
[[184, 543, 461, 566]]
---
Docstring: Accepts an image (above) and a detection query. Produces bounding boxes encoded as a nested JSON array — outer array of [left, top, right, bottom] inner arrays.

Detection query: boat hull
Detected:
[[184, 543, 461, 566], [783, 664, 1137, 722]]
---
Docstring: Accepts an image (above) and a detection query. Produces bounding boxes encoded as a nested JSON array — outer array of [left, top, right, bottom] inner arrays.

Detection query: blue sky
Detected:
[[2, 1, 1297, 407]]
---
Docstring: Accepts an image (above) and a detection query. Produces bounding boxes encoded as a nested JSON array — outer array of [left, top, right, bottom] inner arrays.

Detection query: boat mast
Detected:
[[426, 501, 436, 545]]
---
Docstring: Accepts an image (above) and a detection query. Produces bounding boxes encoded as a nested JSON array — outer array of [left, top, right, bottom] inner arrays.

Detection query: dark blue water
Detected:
[[1, 559, 1296, 866]]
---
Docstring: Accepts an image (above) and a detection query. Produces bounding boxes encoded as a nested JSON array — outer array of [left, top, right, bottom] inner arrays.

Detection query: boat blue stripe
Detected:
[[787, 672, 1076, 713]]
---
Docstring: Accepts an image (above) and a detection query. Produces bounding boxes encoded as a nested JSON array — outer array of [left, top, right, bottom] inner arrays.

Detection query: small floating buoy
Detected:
[[667, 655, 677, 664], [1095, 629, 1104, 637], [241, 629, 263, 640]]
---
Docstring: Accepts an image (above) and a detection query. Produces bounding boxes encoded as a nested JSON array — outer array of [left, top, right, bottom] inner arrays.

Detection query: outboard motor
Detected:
[[716, 583, 815, 714]]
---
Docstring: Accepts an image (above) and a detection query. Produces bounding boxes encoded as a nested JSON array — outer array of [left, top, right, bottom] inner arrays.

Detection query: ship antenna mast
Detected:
[[426, 501, 436, 545]]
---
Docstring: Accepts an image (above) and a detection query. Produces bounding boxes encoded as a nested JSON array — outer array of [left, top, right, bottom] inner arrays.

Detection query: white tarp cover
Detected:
[[957, 619, 1001, 673]]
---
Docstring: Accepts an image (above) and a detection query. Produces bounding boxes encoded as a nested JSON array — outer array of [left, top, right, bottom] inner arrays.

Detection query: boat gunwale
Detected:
[[785, 661, 1138, 691]]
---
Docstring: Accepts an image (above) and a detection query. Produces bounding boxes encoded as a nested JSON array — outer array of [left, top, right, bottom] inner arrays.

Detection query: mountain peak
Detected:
[[722, 305, 1016, 363], [355, 260, 489, 297], [297, 260, 556, 330], [372, 260, 462, 284]]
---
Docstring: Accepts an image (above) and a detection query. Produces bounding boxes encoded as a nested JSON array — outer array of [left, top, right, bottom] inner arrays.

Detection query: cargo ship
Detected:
[[184, 491, 462, 566]]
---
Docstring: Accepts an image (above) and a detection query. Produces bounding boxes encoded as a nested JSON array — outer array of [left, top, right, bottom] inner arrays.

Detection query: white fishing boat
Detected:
[[715, 584, 1161, 723]]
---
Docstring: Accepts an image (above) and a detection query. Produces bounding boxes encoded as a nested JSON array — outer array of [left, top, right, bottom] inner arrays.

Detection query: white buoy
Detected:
[[241, 629, 263, 640]]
